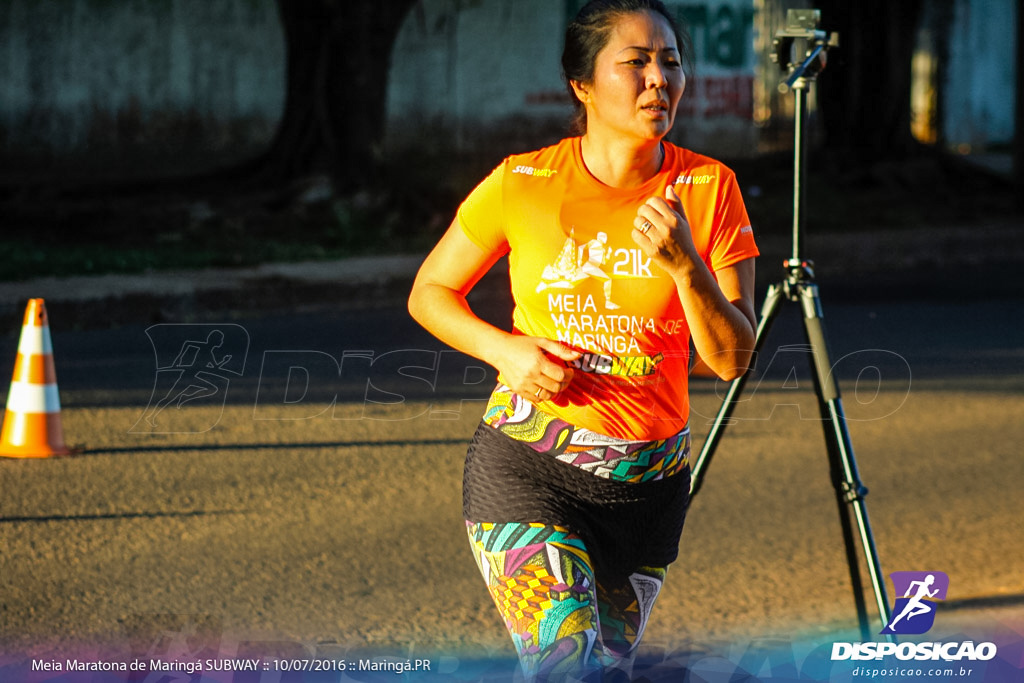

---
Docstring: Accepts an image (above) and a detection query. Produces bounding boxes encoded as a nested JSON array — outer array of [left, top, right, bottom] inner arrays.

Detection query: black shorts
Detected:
[[462, 421, 691, 581]]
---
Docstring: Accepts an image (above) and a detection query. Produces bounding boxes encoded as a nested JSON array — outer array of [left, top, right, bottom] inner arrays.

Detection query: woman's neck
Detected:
[[579, 132, 664, 189]]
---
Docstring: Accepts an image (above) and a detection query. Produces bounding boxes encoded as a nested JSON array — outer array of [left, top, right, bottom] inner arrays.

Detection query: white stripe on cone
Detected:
[[17, 327, 53, 356], [5, 381, 61, 413]]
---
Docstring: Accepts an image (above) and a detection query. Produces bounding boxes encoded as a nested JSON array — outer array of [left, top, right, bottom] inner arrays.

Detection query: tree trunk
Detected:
[[256, 0, 417, 192], [813, 0, 925, 161]]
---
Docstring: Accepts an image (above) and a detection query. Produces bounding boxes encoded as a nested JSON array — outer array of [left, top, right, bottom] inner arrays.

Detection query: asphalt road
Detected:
[[1, 292, 1022, 680]]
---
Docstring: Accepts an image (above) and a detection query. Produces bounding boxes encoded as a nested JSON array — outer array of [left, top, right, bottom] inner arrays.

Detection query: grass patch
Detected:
[[1, 148, 1016, 283]]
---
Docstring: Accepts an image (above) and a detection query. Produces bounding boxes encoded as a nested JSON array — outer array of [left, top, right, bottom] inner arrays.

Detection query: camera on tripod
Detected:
[[690, 6, 895, 642], [771, 9, 840, 88]]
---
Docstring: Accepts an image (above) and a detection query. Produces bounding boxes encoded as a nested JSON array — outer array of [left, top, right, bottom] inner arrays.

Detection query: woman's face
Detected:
[[573, 10, 685, 143]]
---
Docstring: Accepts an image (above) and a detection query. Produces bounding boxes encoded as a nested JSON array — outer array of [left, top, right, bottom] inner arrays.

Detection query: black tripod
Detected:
[[687, 12, 893, 640]]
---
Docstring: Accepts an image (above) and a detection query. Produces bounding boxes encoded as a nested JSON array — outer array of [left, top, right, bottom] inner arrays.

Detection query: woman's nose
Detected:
[[646, 62, 668, 89]]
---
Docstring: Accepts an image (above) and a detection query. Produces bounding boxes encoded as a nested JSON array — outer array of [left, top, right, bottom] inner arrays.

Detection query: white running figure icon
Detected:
[[536, 229, 621, 309], [885, 573, 940, 631]]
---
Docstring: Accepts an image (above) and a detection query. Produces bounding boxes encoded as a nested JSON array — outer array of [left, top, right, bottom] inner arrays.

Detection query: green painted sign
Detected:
[[565, 0, 753, 69]]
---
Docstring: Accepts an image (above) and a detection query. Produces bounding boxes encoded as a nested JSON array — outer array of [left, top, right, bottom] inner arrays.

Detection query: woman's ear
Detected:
[[569, 80, 590, 104]]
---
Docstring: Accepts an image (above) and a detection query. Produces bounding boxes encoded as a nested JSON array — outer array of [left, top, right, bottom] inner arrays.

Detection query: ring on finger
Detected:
[[535, 388, 544, 398], [640, 220, 654, 235]]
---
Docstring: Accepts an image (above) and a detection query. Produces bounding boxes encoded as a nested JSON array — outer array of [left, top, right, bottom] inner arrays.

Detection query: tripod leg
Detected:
[[690, 281, 786, 499], [798, 283, 893, 639]]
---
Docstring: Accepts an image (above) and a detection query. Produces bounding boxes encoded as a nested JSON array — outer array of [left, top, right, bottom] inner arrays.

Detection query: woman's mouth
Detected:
[[642, 102, 669, 117]]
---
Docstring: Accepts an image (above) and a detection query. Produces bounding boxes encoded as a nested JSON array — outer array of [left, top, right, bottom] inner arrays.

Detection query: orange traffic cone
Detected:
[[0, 299, 72, 458]]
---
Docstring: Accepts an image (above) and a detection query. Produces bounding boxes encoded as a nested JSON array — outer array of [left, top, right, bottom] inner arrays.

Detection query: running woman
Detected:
[[409, 1, 758, 679]]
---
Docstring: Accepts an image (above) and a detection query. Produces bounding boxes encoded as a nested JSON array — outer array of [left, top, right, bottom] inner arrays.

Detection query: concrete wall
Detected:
[[0, 0, 285, 161], [943, 0, 1016, 151], [3, 0, 1011, 169], [385, 0, 759, 157], [0, 0, 760, 166], [385, 0, 570, 153]]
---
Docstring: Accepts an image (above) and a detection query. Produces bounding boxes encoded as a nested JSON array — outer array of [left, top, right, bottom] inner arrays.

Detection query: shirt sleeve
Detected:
[[708, 168, 759, 272], [456, 161, 511, 256]]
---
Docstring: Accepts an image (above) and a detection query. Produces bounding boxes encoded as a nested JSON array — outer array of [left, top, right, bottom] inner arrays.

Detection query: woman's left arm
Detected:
[[634, 186, 756, 381]]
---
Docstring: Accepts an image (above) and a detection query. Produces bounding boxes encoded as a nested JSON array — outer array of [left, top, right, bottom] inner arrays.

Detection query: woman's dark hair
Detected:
[[561, 0, 694, 135]]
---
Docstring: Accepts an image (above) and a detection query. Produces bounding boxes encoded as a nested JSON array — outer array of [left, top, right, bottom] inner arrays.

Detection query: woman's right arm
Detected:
[[407, 219, 579, 401]]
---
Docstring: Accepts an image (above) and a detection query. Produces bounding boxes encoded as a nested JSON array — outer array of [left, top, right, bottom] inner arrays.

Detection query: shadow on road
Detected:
[[0, 509, 245, 524], [76, 437, 470, 456]]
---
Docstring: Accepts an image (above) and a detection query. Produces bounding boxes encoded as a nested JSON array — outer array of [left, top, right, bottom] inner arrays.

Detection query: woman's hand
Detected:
[[409, 221, 582, 399], [631, 185, 701, 281], [492, 336, 581, 403], [630, 184, 757, 381]]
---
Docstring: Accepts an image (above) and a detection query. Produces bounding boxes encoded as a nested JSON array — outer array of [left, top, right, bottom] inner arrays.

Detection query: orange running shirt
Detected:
[[458, 137, 759, 440]]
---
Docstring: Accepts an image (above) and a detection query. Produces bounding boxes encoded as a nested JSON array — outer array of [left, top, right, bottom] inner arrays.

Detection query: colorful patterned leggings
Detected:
[[464, 388, 690, 680], [467, 521, 667, 681]]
